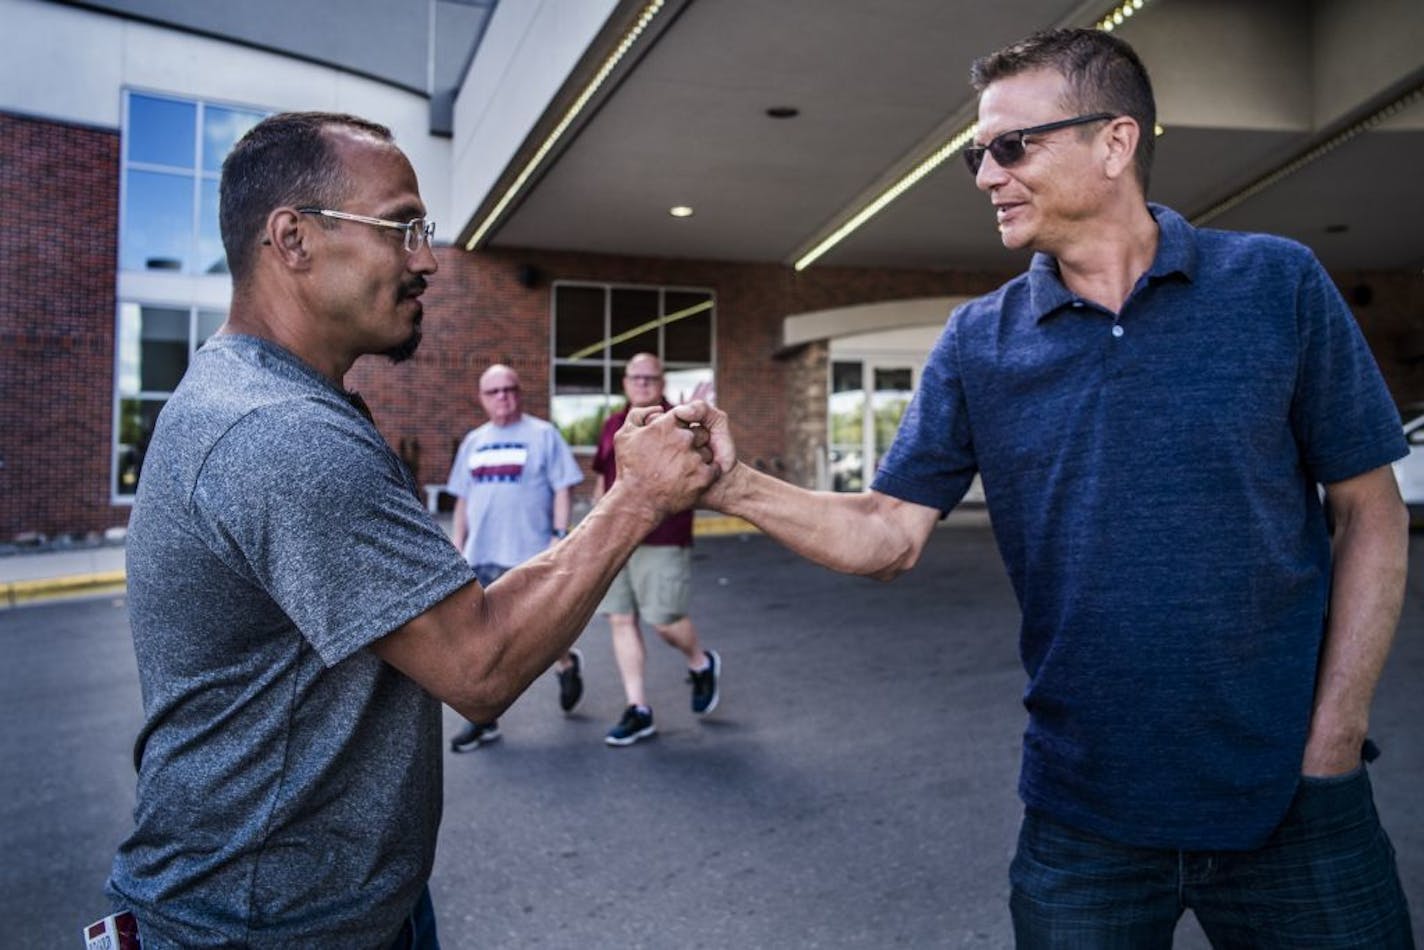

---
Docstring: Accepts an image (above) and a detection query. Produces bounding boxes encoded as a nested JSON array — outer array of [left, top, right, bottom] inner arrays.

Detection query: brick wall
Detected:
[[0, 112, 122, 541], [345, 247, 1014, 504], [344, 246, 559, 497], [783, 340, 830, 489], [344, 249, 1424, 510]]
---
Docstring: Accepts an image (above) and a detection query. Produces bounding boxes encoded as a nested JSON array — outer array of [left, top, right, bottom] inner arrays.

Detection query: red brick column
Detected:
[[0, 112, 122, 541]]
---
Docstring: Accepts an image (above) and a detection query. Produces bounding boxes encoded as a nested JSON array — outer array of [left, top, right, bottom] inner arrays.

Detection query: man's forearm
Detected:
[[1304, 477, 1409, 775], [467, 482, 658, 715], [378, 480, 661, 723], [706, 464, 937, 580], [377, 404, 718, 722]]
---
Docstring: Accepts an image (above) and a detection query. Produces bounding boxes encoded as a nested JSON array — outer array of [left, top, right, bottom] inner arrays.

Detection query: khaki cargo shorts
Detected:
[[597, 544, 692, 626]]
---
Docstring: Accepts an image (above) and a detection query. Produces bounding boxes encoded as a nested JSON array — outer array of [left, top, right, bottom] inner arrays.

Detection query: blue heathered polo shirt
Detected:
[[873, 205, 1406, 851]]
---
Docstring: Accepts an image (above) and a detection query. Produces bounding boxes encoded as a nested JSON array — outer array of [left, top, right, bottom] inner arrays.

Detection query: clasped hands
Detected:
[[612, 400, 738, 518]]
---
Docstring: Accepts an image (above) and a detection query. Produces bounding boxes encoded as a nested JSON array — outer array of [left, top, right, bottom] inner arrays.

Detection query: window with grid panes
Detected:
[[551, 282, 715, 448], [113, 92, 266, 499], [121, 92, 265, 275], [114, 306, 227, 497]]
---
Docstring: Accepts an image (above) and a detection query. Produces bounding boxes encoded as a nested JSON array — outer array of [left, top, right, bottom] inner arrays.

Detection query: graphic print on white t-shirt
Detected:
[[471, 442, 528, 483]]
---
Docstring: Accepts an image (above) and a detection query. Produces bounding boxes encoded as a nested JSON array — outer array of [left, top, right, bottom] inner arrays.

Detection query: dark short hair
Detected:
[[219, 112, 393, 283], [970, 28, 1156, 192]]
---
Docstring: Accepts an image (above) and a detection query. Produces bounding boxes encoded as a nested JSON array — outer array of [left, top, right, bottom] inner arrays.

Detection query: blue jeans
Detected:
[[387, 885, 440, 950], [1010, 767, 1414, 948]]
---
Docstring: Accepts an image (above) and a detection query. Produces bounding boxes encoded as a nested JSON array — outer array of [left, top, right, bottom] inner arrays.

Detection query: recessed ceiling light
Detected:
[[766, 106, 799, 119], [669, 205, 694, 218]]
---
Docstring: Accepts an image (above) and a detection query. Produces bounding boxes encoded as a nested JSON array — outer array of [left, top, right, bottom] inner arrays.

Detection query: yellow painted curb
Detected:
[[693, 515, 759, 537], [0, 523, 758, 608], [1, 570, 127, 608]]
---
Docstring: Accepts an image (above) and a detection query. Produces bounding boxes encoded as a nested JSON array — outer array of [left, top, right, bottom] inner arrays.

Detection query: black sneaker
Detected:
[[605, 705, 655, 747], [558, 648, 584, 713], [688, 649, 720, 715], [450, 720, 501, 752]]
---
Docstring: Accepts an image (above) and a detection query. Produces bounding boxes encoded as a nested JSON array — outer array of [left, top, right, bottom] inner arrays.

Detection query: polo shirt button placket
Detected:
[[1111, 324, 1124, 338]]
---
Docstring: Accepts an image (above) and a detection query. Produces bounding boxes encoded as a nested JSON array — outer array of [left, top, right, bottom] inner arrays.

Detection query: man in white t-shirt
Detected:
[[446, 364, 586, 750]]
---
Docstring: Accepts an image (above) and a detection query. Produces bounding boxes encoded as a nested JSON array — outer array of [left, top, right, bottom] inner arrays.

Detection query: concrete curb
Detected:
[[0, 508, 994, 609], [0, 519, 756, 609], [0, 509, 1004, 608], [0, 515, 757, 606]]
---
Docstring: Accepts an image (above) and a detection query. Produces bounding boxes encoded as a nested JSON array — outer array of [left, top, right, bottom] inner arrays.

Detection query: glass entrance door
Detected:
[[829, 360, 917, 492], [871, 366, 914, 482]]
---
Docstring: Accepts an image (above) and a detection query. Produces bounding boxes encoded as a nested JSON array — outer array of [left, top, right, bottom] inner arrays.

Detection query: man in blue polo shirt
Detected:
[[700, 27, 1413, 948]]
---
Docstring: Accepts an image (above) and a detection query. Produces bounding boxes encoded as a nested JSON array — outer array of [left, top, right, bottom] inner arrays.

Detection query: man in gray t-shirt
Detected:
[[113, 333, 465, 947], [106, 112, 719, 949]]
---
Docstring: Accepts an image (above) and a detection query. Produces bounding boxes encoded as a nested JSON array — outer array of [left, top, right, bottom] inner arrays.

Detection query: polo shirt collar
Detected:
[[1025, 203, 1199, 322]]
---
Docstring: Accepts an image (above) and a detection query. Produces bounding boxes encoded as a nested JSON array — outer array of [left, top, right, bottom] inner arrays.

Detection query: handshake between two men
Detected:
[[609, 398, 732, 518], [375, 394, 933, 733], [616, 397, 937, 583]]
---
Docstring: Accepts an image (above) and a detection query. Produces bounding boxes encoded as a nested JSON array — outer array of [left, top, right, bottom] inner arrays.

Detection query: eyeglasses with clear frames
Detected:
[[297, 208, 436, 253]]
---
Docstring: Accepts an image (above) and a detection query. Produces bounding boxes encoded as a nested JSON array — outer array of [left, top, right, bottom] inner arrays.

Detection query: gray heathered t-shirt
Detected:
[[106, 334, 475, 948]]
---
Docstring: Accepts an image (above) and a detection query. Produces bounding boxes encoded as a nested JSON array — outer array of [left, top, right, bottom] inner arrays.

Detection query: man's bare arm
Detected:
[[693, 402, 940, 579], [706, 463, 940, 580], [372, 404, 715, 723], [1304, 464, 1409, 775]]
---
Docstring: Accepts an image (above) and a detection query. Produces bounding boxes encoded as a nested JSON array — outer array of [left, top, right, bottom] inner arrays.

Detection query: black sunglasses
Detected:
[[963, 112, 1116, 175]]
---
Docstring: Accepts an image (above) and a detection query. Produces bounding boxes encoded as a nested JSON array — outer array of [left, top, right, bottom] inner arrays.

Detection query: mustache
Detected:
[[401, 276, 428, 299]]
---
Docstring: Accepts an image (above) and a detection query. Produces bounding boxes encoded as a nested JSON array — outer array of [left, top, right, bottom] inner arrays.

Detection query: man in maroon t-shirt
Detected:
[[592, 353, 720, 746]]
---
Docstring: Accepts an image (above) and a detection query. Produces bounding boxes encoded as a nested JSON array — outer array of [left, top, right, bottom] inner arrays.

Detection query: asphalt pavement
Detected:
[[2, 521, 1421, 948]]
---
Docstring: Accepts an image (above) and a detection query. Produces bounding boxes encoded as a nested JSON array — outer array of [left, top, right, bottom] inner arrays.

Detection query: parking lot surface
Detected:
[[3, 524, 1420, 948]]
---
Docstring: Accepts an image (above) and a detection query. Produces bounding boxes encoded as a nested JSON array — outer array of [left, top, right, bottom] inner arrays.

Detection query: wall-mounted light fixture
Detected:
[[669, 205, 694, 218]]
